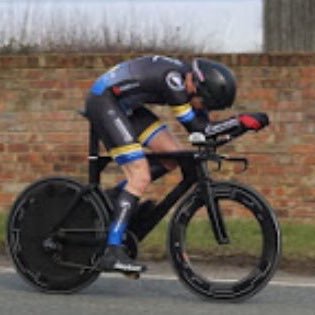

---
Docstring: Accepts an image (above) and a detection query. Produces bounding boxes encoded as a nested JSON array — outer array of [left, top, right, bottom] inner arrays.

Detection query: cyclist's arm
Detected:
[[170, 103, 239, 136], [170, 104, 269, 137]]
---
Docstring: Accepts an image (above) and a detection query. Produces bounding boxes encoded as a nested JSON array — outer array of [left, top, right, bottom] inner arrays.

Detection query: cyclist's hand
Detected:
[[238, 113, 269, 131]]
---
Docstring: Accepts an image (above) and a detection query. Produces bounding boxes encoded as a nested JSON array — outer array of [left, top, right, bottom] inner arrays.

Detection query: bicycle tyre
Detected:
[[168, 180, 281, 302], [6, 177, 110, 293]]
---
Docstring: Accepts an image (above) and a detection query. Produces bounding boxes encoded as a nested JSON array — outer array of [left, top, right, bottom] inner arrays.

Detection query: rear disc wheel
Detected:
[[6, 177, 110, 293]]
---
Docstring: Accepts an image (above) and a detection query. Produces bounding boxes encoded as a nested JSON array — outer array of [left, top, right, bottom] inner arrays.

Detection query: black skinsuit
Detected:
[[85, 55, 240, 165]]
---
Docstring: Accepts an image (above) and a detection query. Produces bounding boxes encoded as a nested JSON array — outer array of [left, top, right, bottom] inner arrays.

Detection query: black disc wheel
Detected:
[[6, 177, 110, 293], [168, 181, 281, 302]]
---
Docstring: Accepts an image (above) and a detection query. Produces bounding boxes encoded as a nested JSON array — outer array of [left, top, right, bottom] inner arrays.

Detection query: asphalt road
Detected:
[[0, 263, 315, 315]]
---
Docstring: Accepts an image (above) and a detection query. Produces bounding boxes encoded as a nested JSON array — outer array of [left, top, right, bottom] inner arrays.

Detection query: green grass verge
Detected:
[[140, 218, 315, 273], [140, 218, 264, 259], [1, 212, 315, 273], [280, 221, 315, 270]]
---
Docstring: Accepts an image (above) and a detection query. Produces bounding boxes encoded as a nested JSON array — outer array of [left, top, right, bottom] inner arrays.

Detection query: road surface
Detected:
[[0, 260, 314, 315]]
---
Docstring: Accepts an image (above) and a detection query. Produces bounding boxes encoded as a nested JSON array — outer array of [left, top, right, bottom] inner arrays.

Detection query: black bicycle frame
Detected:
[[86, 122, 230, 245]]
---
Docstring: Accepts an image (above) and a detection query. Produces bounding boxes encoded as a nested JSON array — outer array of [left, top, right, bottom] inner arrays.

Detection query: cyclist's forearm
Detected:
[[171, 104, 208, 133], [170, 103, 243, 137], [204, 117, 241, 137], [179, 113, 241, 137]]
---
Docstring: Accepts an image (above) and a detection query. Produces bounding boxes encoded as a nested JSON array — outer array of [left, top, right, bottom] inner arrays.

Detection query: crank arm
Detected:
[[52, 253, 100, 272], [53, 255, 140, 279]]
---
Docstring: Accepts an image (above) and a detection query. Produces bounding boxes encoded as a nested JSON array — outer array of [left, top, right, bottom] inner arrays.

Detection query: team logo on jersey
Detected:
[[165, 71, 185, 91], [113, 117, 133, 142], [119, 82, 140, 92]]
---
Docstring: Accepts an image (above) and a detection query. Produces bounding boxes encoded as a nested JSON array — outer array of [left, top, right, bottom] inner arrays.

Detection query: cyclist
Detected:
[[85, 55, 268, 274]]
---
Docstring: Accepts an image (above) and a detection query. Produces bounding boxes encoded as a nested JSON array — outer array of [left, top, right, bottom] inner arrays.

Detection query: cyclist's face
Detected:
[[190, 96, 204, 109], [185, 73, 197, 94], [186, 73, 205, 109]]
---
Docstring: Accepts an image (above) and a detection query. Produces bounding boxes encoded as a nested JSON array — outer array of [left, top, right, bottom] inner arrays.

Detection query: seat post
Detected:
[[88, 123, 101, 184]]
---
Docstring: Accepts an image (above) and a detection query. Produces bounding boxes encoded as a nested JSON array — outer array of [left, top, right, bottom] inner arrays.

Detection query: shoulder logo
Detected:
[[165, 71, 185, 91], [108, 65, 120, 78]]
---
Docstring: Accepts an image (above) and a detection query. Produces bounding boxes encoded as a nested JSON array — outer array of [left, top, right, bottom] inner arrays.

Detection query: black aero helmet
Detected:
[[192, 58, 237, 110]]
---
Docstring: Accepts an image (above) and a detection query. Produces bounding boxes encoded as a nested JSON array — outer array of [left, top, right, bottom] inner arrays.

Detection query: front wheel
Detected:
[[168, 181, 281, 302]]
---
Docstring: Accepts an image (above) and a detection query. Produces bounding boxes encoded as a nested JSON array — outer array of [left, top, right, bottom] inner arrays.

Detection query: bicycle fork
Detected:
[[197, 161, 230, 245]]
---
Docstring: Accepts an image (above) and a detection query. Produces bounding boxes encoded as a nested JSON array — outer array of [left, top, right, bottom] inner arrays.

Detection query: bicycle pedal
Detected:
[[123, 272, 140, 280]]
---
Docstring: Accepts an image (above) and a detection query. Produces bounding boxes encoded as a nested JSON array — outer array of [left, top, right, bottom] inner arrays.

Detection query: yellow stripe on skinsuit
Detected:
[[138, 121, 163, 144], [109, 143, 143, 158], [171, 104, 192, 117]]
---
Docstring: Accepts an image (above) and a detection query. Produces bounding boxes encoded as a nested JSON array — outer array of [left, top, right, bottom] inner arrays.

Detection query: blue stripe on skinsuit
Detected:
[[143, 125, 168, 146], [115, 151, 145, 165], [177, 110, 196, 123]]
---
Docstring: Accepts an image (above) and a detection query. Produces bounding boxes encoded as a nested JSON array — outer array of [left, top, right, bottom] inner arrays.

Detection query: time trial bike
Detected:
[[6, 110, 281, 302]]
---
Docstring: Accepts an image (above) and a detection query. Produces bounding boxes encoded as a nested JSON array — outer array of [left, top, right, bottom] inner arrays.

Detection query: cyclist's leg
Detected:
[[86, 92, 149, 272], [86, 91, 151, 196], [132, 107, 183, 175], [120, 159, 150, 197], [104, 107, 181, 218], [108, 107, 178, 192], [145, 128, 183, 171]]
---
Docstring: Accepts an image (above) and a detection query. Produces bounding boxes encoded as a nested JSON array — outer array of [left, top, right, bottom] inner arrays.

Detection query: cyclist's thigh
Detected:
[[129, 107, 183, 169], [147, 129, 183, 152], [130, 106, 182, 151], [85, 91, 145, 166], [148, 129, 183, 170]]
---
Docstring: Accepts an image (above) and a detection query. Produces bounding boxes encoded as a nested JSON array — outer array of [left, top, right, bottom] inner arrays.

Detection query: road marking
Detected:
[[0, 267, 15, 274], [2, 266, 315, 288], [269, 281, 315, 288]]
